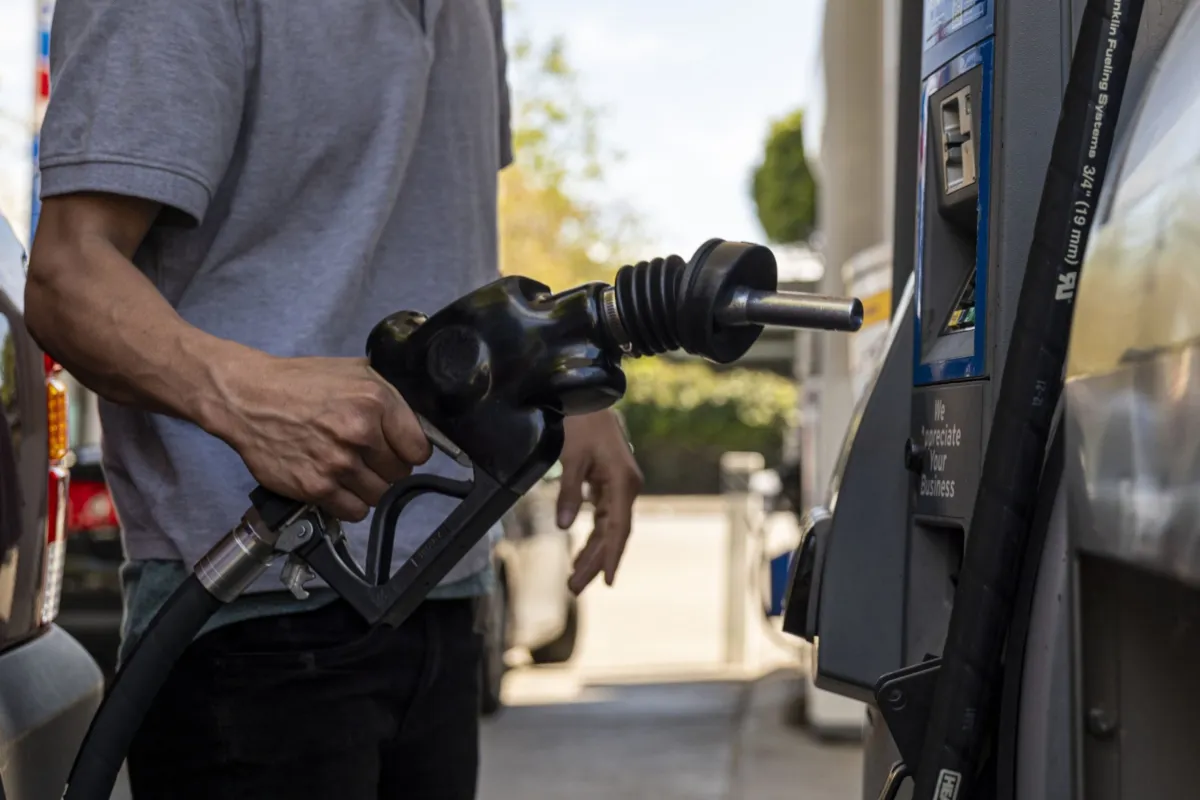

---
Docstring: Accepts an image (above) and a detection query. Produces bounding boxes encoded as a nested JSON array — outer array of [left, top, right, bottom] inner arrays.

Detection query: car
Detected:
[[0, 213, 105, 799], [57, 382, 582, 715], [480, 463, 581, 716]]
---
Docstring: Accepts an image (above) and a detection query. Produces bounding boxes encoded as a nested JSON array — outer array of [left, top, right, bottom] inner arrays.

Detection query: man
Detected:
[[25, 1, 642, 798]]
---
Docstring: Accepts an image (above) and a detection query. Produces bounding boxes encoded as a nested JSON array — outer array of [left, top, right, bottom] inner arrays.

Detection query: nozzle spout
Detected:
[[715, 288, 864, 333]]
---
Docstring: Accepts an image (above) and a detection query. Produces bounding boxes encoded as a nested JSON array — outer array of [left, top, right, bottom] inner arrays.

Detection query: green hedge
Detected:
[[617, 358, 797, 495]]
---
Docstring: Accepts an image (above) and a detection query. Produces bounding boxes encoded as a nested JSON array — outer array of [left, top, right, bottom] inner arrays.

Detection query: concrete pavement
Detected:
[[730, 669, 864, 800], [480, 665, 864, 800], [481, 673, 743, 800], [478, 503, 864, 799]]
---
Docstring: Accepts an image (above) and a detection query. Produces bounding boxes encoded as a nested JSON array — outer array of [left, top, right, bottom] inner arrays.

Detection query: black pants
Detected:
[[127, 598, 483, 799]]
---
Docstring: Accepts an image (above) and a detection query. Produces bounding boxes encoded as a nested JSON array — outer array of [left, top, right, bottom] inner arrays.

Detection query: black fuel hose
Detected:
[[912, 1, 1145, 798], [62, 574, 222, 800]]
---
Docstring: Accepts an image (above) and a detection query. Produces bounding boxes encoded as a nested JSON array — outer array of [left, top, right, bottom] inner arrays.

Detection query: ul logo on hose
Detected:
[[935, 769, 962, 800]]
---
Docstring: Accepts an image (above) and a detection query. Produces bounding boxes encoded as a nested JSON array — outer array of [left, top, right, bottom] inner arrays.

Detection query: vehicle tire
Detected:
[[480, 574, 509, 718], [530, 596, 579, 665]]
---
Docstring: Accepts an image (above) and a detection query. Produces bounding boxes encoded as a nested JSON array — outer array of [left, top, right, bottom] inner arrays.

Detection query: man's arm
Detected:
[[26, 194, 256, 429], [28, 0, 258, 428]]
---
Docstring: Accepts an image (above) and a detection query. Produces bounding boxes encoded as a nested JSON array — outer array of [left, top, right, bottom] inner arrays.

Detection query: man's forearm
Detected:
[[26, 230, 259, 437]]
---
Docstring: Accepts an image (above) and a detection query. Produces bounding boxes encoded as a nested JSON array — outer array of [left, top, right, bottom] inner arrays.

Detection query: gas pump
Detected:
[[787, 0, 1080, 730], [782, 0, 1195, 798]]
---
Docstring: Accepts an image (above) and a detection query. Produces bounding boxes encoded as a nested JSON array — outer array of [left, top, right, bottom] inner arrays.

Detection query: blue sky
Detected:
[[506, 0, 825, 254], [0, 0, 825, 253]]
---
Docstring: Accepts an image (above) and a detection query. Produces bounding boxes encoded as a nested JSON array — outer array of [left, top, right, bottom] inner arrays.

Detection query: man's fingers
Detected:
[[379, 392, 433, 466], [568, 559, 602, 595], [556, 457, 588, 529], [590, 479, 633, 586], [572, 529, 605, 571], [362, 443, 413, 486], [340, 464, 392, 509], [568, 533, 605, 595], [323, 488, 370, 523]]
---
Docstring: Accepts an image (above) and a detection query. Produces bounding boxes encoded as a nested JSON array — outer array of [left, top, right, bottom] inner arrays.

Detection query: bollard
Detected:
[[720, 451, 765, 666]]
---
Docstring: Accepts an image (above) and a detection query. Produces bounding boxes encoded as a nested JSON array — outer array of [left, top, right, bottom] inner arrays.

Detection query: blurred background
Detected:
[[0, 0, 904, 797]]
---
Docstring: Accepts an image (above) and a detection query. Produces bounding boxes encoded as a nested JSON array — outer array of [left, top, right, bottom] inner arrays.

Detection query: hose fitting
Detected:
[[608, 254, 687, 357]]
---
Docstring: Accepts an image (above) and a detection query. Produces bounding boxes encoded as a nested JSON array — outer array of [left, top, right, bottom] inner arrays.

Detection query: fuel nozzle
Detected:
[[598, 238, 864, 364], [273, 237, 866, 631]]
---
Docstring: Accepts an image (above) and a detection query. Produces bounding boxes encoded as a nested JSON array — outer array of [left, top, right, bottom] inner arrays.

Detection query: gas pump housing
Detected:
[[789, 0, 1074, 700], [784, 1, 1195, 798]]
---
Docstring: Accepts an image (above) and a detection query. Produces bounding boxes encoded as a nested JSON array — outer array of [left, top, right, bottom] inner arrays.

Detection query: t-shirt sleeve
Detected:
[[37, 0, 247, 227], [489, 0, 514, 170]]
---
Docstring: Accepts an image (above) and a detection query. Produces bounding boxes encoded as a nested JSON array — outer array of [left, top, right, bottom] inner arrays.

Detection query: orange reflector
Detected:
[[39, 353, 70, 626], [46, 374, 68, 464]]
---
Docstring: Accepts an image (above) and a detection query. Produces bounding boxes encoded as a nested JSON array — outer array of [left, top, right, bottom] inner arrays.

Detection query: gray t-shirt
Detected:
[[38, 0, 513, 594]]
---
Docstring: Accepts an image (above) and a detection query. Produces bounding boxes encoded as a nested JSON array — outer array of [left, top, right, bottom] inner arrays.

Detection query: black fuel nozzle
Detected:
[[268, 239, 862, 629], [599, 238, 863, 363]]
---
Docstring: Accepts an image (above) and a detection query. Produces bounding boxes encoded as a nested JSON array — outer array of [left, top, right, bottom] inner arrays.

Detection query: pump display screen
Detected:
[[942, 269, 977, 333], [924, 0, 988, 51]]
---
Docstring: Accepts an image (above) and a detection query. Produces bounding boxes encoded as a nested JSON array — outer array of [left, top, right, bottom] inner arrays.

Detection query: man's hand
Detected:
[[214, 355, 433, 522], [556, 410, 644, 594]]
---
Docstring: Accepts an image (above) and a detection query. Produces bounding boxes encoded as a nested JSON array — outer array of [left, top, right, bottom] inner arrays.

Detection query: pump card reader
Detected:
[[915, 40, 993, 384]]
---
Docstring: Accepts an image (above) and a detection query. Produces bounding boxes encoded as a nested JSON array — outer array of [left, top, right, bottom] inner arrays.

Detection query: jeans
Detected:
[[127, 598, 484, 799]]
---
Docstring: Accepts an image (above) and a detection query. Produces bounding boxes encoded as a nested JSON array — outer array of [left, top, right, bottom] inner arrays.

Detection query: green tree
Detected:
[[751, 109, 818, 244]]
